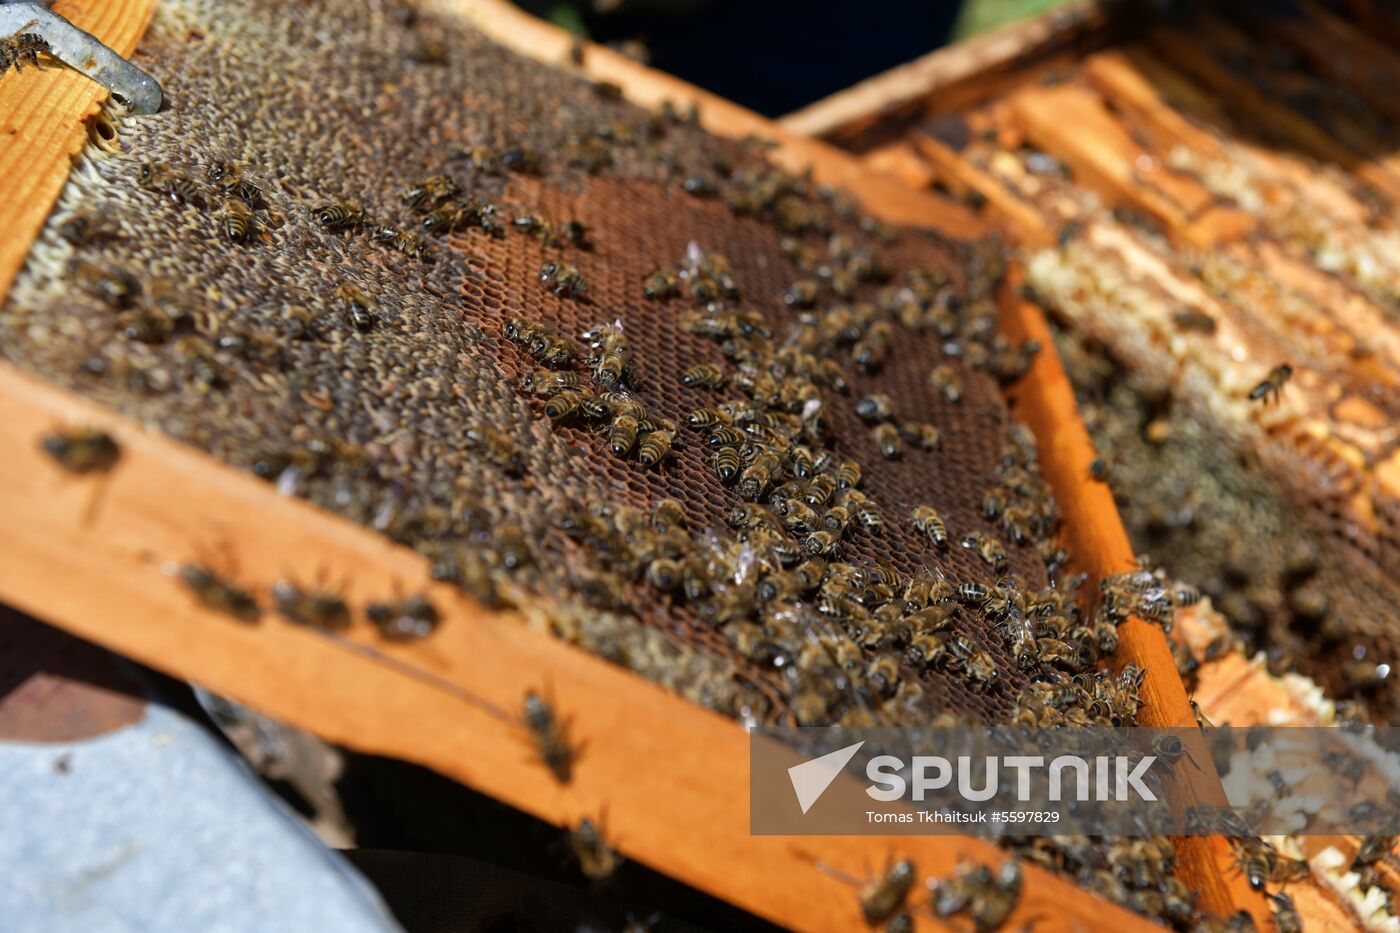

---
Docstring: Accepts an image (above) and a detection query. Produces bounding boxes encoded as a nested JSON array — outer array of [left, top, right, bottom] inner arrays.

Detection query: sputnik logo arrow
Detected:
[[787, 741, 865, 814]]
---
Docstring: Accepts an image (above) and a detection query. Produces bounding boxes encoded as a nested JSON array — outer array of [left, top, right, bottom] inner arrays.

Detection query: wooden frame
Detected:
[[0, 0, 1238, 929], [778, 0, 1120, 148]]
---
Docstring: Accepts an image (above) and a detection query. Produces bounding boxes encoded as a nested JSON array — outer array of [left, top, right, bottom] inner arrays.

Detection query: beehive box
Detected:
[[786, 0, 1400, 927], [0, 0, 1267, 928]]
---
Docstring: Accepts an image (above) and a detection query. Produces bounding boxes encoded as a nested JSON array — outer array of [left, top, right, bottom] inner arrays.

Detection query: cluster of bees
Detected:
[[181, 559, 442, 643], [1099, 564, 1201, 633], [0, 31, 49, 73], [135, 159, 265, 241], [495, 220, 1100, 732], [853, 855, 1240, 933], [1029, 127, 1400, 724], [847, 858, 1022, 931], [38, 425, 449, 641], [507, 318, 674, 466]]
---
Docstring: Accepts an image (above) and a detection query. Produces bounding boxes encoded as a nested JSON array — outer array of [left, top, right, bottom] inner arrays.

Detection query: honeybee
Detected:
[[543, 134, 603, 174], [643, 270, 678, 299], [853, 322, 892, 373], [933, 860, 1021, 928], [688, 407, 730, 432], [511, 214, 557, 244], [609, 414, 640, 458], [402, 173, 460, 210], [465, 424, 524, 476], [806, 473, 838, 509], [1, 32, 50, 71], [739, 449, 782, 500], [515, 320, 578, 367], [953, 637, 999, 686], [1093, 618, 1118, 655], [956, 582, 990, 605], [638, 429, 674, 467], [218, 198, 254, 241], [493, 523, 532, 569], [591, 79, 624, 100], [1269, 892, 1301, 933], [681, 173, 718, 197], [727, 503, 777, 532], [501, 148, 542, 175], [334, 283, 374, 331], [885, 913, 913, 933], [41, 428, 120, 474], [366, 594, 440, 640], [569, 817, 623, 882], [784, 279, 819, 308], [544, 391, 583, 420], [271, 579, 350, 630], [860, 859, 916, 924], [522, 690, 575, 783], [1249, 363, 1293, 404], [561, 220, 591, 249], [421, 203, 462, 234], [205, 159, 262, 205], [962, 531, 1008, 573], [57, 211, 118, 247], [909, 506, 949, 549], [1172, 582, 1201, 607], [179, 563, 260, 623], [824, 461, 858, 491], [898, 422, 940, 451], [1173, 308, 1218, 334], [454, 146, 496, 173], [803, 530, 838, 557], [681, 363, 726, 389], [905, 572, 954, 611], [1354, 835, 1396, 867], [427, 544, 498, 607], [116, 302, 175, 343], [855, 394, 894, 423], [520, 367, 585, 395], [707, 425, 745, 448], [371, 226, 433, 262], [602, 391, 645, 421], [905, 627, 951, 666], [860, 651, 903, 699], [646, 555, 686, 592], [929, 365, 962, 403], [1232, 838, 1278, 892], [138, 162, 201, 204], [821, 505, 850, 535], [70, 259, 140, 308], [314, 200, 364, 231], [713, 445, 741, 482], [582, 323, 635, 387], [503, 316, 542, 343], [777, 499, 819, 534], [872, 423, 902, 459]]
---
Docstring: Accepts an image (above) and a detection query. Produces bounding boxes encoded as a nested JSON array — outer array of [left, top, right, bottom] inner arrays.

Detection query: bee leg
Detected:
[[79, 475, 113, 529]]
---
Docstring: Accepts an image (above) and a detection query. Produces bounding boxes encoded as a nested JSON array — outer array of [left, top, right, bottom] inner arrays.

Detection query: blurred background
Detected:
[[513, 0, 1076, 116]]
